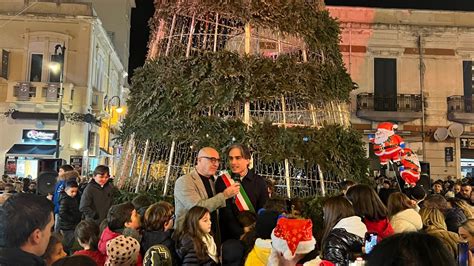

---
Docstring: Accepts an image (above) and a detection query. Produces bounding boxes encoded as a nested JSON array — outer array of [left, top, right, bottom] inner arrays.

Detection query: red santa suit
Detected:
[[370, 122, 404, 165], [400, 148, 421, 186]]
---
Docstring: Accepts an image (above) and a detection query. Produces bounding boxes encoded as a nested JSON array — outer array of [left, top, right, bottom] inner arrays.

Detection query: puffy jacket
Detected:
[[363, 217, 394, 241], [445, 207, 467, 233], [322, 216, 366, 265], [140, 229, 177, 265], [390, 208, 422, 233], [245, 238, 272, 266], [176, 234, 217, 266], [58, 192, 81, 230], [52, 180, 65, 214], [322, 228, 364, 265], [425, 227, 463, 258]]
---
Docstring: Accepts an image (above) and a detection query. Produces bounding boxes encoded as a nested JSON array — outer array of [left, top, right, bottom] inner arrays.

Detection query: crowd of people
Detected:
[[0, 144, 473, 265]]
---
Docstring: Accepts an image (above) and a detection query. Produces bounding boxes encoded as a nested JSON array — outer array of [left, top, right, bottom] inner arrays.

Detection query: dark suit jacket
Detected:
[[215, 170, 268, 241]]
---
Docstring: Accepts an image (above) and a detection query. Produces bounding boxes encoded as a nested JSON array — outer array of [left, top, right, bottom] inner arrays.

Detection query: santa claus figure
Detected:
[[370, 122, 405, 165], [399, 148, 421, 187]]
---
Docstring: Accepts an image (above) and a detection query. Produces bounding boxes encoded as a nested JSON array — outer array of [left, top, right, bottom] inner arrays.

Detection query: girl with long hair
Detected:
[[320, 195, 367, 265], [176, 206, 218, 265], [387, 192, 422, 233], [346, 184, 394, 240]]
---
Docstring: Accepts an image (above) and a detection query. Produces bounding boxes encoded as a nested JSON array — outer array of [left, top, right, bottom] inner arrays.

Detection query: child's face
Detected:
[[199, 212, 212, 234], [125, 209, 141, 230], [65, 187, 78, 198], [47, 242, 67, 265], [94, 172, 109, 186]]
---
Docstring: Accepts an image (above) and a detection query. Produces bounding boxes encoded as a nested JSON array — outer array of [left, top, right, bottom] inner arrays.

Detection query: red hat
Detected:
[[271, 218, 316, 259], [377, 122, 397, 131]]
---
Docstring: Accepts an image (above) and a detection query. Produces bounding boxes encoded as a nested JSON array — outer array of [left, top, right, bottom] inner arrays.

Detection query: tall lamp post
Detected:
[[50, 44, 66, 159], [107, 95, 123, 153]]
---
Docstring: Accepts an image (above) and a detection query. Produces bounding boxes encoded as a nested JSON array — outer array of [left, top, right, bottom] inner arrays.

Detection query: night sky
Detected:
[[128, 0, 474, 81]]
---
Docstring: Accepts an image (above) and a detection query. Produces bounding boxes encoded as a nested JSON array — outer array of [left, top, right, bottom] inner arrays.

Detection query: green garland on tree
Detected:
[[121, 1, 369, 182]]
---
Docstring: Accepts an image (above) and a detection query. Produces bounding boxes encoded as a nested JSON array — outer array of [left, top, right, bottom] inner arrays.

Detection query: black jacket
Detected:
[[0, 248, 45, 266], [58, 192, 81, 230], [322, 228, 364, 265], [79, 179, 115, 224], [176, 234, 217, 266], [215, 170, 268, 242], [141, 230, 177, 265]]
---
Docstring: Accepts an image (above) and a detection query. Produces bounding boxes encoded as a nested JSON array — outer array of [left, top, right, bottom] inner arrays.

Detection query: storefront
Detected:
[[460, 137, 474, 178], [4, 129, 60, 178]]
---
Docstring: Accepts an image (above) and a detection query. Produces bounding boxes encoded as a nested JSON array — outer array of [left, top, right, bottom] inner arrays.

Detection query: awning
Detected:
[[6, 144, 56, 157]]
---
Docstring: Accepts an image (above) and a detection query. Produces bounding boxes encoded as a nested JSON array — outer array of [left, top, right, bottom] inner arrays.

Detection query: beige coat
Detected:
[[390, 208, 423, 233], [174, 169, 226, 231]]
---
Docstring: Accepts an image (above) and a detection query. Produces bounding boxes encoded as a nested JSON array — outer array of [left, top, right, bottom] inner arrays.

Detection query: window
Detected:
[[29, 54, 43, 82], [374, 58, 397, 111], [463, 61, 473, 112], [49, 54, 62, 83]]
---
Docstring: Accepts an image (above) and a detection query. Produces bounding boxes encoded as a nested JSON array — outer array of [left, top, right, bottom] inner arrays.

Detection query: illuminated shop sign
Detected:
[[22, 129, 57, 142]]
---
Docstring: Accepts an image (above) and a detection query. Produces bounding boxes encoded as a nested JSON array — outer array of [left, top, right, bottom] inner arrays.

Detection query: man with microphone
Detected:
[[215, 144, 269, 242]]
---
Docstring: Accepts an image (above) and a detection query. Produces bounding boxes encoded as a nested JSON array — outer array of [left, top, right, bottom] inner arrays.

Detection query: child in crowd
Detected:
[[58, 180, 82, 254], [176, 206, 219, 265], [141, 201, 176, 261], [51, 164, 74, 232], [98, 202, 141, 254], [268, 218, 316, 266], [79, 165, 115, 225], [245, 200, 283, 266], [43, 233, 67, 266], [237, 211, 257, 256], [106, 235, 141, 266], [74, 220, 106, 265]]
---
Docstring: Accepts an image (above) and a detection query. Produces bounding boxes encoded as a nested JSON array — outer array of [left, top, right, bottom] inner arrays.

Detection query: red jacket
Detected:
[[74, 249, 106, 265], [98, 227, 143, 266], [98, 227, 121, 255], [363, 218, 394, 241]]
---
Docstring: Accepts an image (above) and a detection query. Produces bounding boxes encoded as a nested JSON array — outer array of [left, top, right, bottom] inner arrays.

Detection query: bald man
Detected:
[[174, 147, 240, 232]]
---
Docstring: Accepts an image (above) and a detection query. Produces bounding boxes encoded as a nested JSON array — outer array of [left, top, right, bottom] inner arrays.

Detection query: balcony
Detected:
[[356, 93, 423, 122], [447, 96, 474, 124], [6, 81, 74, 108]]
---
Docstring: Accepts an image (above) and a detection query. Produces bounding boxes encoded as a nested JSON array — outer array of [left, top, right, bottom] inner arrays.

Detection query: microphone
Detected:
[[231, 172, 240, 204]]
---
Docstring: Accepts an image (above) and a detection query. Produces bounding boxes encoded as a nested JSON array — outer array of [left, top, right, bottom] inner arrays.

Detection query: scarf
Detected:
[[202, 233, 219, 263]]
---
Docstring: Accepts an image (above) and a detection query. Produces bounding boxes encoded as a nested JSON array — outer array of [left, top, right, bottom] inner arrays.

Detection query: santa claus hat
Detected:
[[377, 122, 398, 131], [270, 218, 316, 260]]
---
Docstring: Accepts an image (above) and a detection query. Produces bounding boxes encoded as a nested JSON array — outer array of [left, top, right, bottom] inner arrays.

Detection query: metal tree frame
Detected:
[[117, 6, 350, 198]]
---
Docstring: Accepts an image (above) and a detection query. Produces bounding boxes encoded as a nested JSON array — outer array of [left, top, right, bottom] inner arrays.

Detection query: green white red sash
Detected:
[[219, 170, 255, 213]]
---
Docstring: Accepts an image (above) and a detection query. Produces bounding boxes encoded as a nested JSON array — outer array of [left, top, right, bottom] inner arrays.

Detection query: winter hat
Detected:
[[270, 218, 316, 260], [255, 210, 279, 239], [405, 185, 426, 201], [105, 235, 140, 266], [377, 122, 397, 132], [143, 244, 172, 266]]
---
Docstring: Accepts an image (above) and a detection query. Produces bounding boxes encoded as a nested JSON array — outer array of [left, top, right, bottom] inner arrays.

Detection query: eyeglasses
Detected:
[[199, 156, 221, 164], [170, 214, 175, 221]]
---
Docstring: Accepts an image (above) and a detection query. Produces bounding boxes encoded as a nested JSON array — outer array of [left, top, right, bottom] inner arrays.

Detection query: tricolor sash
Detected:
[[219, 170, 255, 213]]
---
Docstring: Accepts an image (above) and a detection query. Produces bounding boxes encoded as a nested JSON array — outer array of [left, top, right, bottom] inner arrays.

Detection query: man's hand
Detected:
[[223, 183, 240, 199]]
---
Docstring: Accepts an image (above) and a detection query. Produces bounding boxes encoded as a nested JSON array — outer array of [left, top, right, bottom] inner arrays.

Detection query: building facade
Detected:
[[328, 6, 474, 179], [0, 0, 128, 177]]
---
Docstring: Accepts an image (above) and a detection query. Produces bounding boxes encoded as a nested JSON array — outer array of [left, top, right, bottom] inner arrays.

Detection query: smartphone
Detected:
[[364, 232, 378, 254], [458, 242, 469, 266]]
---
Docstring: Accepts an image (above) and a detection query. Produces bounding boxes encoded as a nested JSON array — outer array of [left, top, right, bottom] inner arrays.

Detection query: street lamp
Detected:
[[49, 44, 66, 159], [106, 95, 123, 152]]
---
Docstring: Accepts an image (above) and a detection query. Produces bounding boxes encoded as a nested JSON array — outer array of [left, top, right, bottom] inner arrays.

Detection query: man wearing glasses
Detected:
[[215, 143, 269, 242], [174, 147, 241, 234]]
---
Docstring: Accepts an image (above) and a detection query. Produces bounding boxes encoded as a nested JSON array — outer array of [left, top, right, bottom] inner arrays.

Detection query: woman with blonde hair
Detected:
[[447, 197, 473, 219], [459, 219, 474, 250], [387, 192, 422, 233], [419, 207, 462, 258]]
